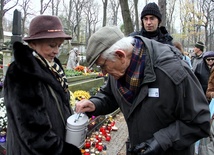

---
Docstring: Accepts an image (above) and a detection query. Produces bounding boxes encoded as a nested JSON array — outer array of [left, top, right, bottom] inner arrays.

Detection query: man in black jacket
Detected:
[[129, 2, 173, 45]]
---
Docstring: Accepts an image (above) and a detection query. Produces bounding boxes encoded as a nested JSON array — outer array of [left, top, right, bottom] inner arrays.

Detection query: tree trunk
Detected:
[[102, 0, 108, 27], [158, 0, 166, 26], [0, 0, 4, 47], [134, 0, 139, 31], [119, 0, 133, 35]]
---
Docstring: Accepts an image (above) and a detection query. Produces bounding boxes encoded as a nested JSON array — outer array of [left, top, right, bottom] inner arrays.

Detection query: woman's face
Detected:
[[29, 38, 64, 62], [205, 57, 214, 67]]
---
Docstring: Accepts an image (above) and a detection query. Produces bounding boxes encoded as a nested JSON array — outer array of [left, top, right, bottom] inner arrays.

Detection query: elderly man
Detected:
[[191, 41, 205, 71], [76, 26, 210, 155]]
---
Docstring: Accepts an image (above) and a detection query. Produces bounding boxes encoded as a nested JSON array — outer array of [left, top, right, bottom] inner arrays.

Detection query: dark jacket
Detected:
[[191, 53, 204, 72], [194, 59, 211, 94], [129, 26, 173, 45], [4, 42, 81, 155], [87, 36, 210, 155]]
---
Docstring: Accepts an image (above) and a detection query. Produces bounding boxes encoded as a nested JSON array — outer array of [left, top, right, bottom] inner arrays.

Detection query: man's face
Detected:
[[142, 15, 159, 32], [96, 52, 128, 80], [194, 47, 202, 56]]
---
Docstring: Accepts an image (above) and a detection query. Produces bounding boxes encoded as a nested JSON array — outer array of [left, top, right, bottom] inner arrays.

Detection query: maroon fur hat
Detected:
[[23, 15, 72, 42]]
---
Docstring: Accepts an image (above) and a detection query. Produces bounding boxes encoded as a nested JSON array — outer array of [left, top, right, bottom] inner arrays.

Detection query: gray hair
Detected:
[[101, 36, 135, 61]]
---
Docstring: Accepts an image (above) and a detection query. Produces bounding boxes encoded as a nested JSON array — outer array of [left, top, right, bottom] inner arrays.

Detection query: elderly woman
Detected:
[[194, 51, 214, 94], [4, 15, 81, 155]]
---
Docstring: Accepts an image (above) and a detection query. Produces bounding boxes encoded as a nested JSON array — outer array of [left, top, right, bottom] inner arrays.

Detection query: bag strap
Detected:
[[48, 85, 66, 126], [209, 114, 214, 140]]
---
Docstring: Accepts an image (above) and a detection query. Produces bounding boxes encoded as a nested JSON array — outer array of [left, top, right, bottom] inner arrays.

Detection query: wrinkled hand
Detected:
[[132, 137, 163, 155], [75, 99, 95, 113]]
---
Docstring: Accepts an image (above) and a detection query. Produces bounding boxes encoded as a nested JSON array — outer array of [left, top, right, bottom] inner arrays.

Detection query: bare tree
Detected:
[[133, 0, 139, 31], [109, 0, 120, 25], [178, 0, 196, 47], [102, 0, 107, 26], [128, 0, 139, 31], [158, 0, 166, 26], [62, 0, 89, 42], [19, 0, 33, 37], [166, 0, 176, 34], [84, 0, 99, 45], [0, 0, 18, 45], [177, 0, 214, 50], [73, 0, 88, 42], [119, 0, 133, 35], [2, 17, 12, 32], [51, 0, 61, 16], [198, 0, 214, 50], [39, 0, 51, 14], [208, 1, 214, 50], [62, 0, 74, 37], [2, 0, 213, 54]]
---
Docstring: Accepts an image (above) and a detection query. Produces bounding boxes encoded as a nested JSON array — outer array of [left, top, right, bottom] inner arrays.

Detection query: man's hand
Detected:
[[132, 137, 163, 155], [75, 99, 95, 113]]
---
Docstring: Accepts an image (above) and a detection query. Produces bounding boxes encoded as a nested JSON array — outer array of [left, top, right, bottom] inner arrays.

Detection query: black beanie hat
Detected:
[[195, 41, 205, 51], [141, 2, 162, 22]]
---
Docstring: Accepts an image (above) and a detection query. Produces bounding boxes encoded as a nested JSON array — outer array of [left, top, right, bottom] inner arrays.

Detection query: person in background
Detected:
[[129, 2, 173, 45], [206, 54, 214, 101], [198, 58, 214, 155], [191, 41, 205, 71], [206, 67, 214, 102], [4, 15, 81, 155], [66, 47, 79, 70], [194, 51, 214, 94], [206, 67, 214, 117], [173, 41, 193, 70], [75, 26, 210, 155]]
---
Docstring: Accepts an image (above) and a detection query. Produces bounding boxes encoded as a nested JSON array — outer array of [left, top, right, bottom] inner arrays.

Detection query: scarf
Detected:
[[142, 27, 160, 39], [33, 51, 68, 92], [117, 39, 146, 103]]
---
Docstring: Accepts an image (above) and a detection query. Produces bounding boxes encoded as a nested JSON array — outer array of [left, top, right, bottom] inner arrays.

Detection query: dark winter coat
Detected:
[[87, 36, 210, 155], [191, 53, 204, 72], [194, 59, 211, 94], [4, 42, 81, 155], [129, 26, 173, 45]]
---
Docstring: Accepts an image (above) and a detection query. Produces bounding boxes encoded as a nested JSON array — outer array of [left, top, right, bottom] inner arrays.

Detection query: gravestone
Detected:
[[11, 9, 22, 45], [10, 9, 22, 63]]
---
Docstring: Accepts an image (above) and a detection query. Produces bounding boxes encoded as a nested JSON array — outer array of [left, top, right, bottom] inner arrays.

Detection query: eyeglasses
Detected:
[[99, 59, 108, 70], [206, 58, 214, 61]]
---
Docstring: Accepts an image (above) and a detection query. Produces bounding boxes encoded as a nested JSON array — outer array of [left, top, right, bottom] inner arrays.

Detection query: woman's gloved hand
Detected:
[[132, 137, 164, 155]]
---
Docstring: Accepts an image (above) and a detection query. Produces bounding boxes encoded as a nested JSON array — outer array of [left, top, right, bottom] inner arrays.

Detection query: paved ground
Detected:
[[103, 112, 128, 155], [104, 112, 199, 155]]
